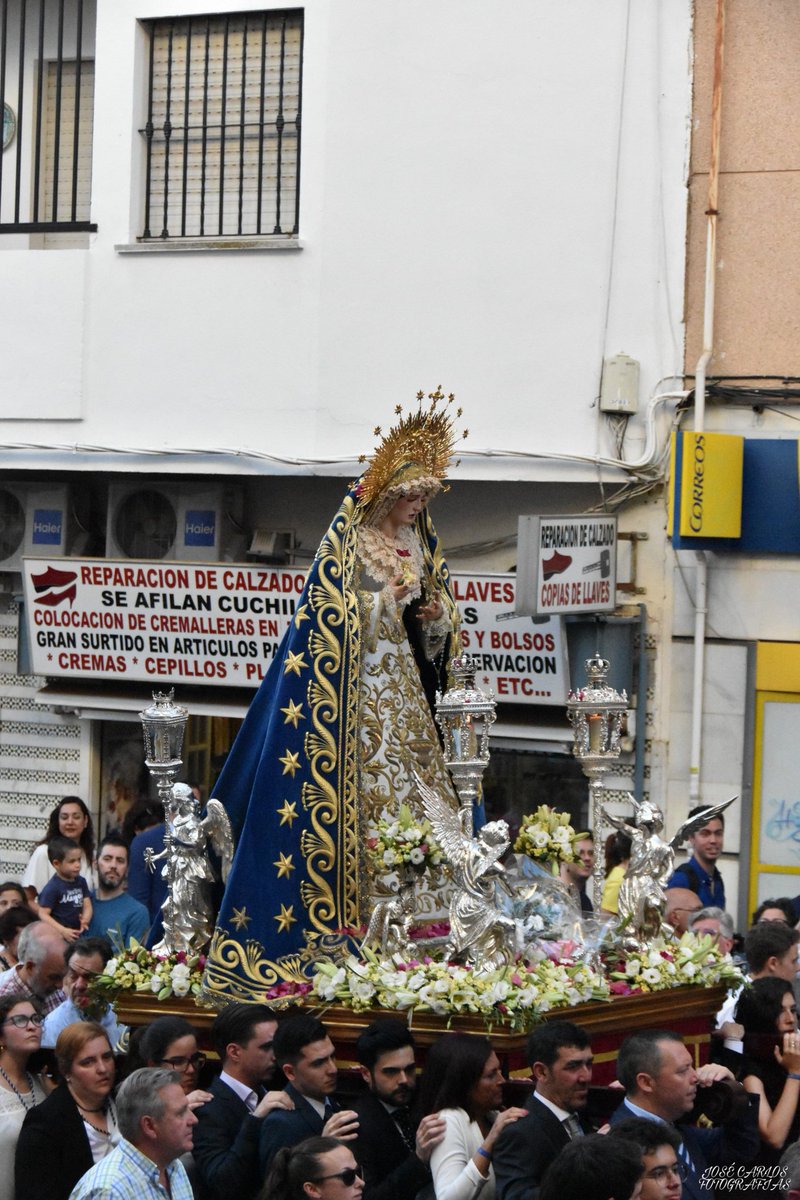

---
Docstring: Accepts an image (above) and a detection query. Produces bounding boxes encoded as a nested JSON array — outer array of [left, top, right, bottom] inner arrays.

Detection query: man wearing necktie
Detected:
[[259, 1014, 360, 1173], [351, 1018, 446, 1200], [608, 1029, 761, 1200], [193, 1003, 291, 1200], [493, 1020, 594, 1200]]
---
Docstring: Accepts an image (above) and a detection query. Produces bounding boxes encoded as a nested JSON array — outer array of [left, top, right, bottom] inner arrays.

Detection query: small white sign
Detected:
[[516, 515, 618, 616], [452, 573, 568, 706]]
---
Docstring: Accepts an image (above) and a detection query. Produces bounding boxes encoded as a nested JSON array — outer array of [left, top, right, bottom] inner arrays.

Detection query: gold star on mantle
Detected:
[[230, 906, 251, 930], [279, 749, 301, 777], [281, 699, 304, 728], [283, 650, 307, 676], [294, 605, 310, 627], [277, 799, 298, 827], [274, 904, 297, 933], [274, 852, 295, 879]]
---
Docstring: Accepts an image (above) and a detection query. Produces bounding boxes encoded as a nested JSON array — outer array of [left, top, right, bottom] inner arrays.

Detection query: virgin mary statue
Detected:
[[203, 390, 465, 1002]]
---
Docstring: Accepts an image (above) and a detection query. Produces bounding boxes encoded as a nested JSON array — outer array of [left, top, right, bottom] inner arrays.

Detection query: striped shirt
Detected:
[[68, 1138, 194, 1200], [0, 964, 65, 1015]]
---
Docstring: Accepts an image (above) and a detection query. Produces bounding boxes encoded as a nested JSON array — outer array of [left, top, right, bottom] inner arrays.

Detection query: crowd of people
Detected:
[[5, 795, 800, 1199]]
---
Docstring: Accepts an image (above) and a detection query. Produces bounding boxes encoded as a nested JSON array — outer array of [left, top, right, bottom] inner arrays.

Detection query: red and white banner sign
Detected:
[[23, 560, 567, 705]]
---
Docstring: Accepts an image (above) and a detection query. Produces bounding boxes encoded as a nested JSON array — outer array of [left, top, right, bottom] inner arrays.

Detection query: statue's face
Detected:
[[481, 821, 508, 848]]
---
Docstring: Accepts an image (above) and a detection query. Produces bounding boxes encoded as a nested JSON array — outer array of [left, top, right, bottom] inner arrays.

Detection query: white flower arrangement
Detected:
[[92, 941, 205, 1003], [606, 931, 744, 996], [312, 942, 609, 1030], [367, 803, 442, 873], [513, 805, 584, 867]]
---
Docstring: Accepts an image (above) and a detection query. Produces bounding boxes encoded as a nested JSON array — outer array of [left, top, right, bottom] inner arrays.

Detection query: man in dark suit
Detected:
[[608, 1029, 760, 1200], [351, 1018, 445, 1200], [193, 1002, 291, 1200], [259, 1013, 359, 1173], [493, 1020, 594, 1200]]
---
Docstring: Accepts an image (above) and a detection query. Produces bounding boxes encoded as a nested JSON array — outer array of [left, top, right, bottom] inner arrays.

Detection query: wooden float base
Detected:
[[114, 984, 726, 1084]]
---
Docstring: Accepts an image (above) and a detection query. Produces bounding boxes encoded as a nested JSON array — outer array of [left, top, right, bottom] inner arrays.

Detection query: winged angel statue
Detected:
[[146, 782, 235, 955], [602, 793, 736, 949], [415, 773, 517, 971]]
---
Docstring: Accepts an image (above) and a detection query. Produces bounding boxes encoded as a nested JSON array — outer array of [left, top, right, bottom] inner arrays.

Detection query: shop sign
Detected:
[[516, 515, 618, 615], [22, 560, 567, 705]]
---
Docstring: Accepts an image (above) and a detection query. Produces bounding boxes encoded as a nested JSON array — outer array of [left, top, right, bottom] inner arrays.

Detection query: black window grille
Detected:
[[0, 0, 96, 233], [140, 9, 303, 240]]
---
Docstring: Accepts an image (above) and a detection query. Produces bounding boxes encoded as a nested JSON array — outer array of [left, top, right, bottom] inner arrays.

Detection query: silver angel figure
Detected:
[[602, 794, 736, 949], [146, 783, 235, 956], [415, 773, 517, 972], [363, 866, 418, 958]]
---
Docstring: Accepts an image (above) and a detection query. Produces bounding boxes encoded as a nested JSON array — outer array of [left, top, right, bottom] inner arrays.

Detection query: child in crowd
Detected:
[[36, 836, 92, 941]]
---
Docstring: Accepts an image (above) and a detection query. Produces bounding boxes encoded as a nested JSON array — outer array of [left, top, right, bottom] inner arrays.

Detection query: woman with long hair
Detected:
[[0, 994, 48, 1200], [15, 1022, 117, 1200], [736, 976, 800, 1187], [260, 1136, 364, 1200], [21, 797, 96, 902], [415, 1033, 526, 1200]]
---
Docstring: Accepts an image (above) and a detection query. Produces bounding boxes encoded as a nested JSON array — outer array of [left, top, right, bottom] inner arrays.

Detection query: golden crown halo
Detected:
[[355, 386, 467, 508]]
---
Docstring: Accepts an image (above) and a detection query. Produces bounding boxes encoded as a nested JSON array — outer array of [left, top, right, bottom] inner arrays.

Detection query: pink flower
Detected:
[[511, 973, 523, 986], [609, 981, 632, 995]]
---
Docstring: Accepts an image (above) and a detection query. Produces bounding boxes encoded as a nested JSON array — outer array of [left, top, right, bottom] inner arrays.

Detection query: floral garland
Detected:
[[513, 805, 584, 866], [368, 803, 442, 872], [604, 931, 744, 996], [91, 941, 205, 1003], [311, 942, 609, 1031]]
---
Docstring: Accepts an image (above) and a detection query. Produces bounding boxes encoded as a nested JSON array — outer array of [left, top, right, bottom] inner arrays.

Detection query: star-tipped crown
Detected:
[[355, 386, 467, 508]]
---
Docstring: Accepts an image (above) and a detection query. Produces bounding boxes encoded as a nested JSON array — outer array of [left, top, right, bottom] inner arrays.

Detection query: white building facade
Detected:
[[11, 0, 778, 921]]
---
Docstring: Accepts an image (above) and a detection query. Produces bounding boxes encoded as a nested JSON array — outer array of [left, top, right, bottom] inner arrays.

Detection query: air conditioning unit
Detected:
[[106, 483, 245, 563], [0, 484, 72, 572]]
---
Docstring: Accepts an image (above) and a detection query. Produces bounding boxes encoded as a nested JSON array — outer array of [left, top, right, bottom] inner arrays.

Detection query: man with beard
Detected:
[[351, 1019, 445, 1200], [86, 835, 149, 948]]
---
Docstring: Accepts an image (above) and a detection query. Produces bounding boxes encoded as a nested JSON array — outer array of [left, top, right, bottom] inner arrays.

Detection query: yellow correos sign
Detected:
[[674, 432, 744, 539]]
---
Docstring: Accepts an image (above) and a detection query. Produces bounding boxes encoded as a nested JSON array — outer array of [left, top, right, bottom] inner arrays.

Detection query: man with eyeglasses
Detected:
[[41, 935, 127, 1050], [610, 1029, 760, 1200], [193, 1002, 293, 1200], [609, 1117, 686, 1200]]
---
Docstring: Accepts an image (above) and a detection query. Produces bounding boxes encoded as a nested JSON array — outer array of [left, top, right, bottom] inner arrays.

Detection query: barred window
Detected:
[[140, 9, 303, 241], [0, 0, 96, 235]]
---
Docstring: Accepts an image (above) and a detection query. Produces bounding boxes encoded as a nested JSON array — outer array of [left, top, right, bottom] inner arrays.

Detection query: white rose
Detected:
[[409, 847, 424, 865], [124, 961, 140, 975], [150, 976, 162, 993], [625, 959, 642, 977], [383, 849, 397, 866], [532, 830, 550, 848], [641, 967, 661, 985], [172, 977, 191, 997], [105, 959, 118, 977]]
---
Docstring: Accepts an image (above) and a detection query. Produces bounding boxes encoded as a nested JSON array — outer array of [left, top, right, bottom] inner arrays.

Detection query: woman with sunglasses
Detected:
[[0, 995, 47, 1200], [16, 1021, 117, 1200], [260, 1136, 364, 1200], [139, 1015, 212, 1110]]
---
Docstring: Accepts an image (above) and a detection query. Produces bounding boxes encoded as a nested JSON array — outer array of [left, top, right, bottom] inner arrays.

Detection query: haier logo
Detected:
[[32, 509, 63, 546], [185, 509, 216, 547]]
